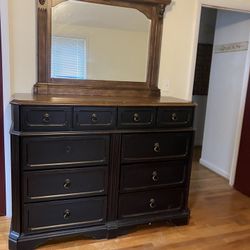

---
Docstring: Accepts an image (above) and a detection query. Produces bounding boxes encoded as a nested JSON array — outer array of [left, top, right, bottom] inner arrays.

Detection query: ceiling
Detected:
[[52, 0, 151, 32]]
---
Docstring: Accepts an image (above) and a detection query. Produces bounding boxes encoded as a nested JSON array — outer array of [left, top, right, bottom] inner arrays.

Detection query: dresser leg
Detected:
[[9, 238, 45, 250]]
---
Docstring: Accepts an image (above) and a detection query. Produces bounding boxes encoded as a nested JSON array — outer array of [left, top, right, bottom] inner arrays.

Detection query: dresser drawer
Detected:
[[120, 161, 187, 192], [74, 107, 116, 130], [157, 107, 194, 128], [23, 167, 108, 202], [21, 106, 72, 131], [118, 108, 156, 128], [23, 197, 106, 233], [121, 132, 193, 163], [119, 189, 184, 219], [22, 135, 109, 170]]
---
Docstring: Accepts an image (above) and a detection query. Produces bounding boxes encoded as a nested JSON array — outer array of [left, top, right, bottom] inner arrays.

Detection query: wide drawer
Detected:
[[157, 107, 194, 128], [120, 161, 187, 192], [21, 106, 72, 131], [74, 107, 116, 130], [23, 167, 108, 202], [121, 132, 193, 163], [119, 189, 184, 219], [23, 197, 107, 233], [22, 135, 109, 170], [118, 108, 156, 128]]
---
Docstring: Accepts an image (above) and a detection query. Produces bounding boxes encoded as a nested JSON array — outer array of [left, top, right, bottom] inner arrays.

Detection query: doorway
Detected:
[[0, 21, 6, 216], [192, 7, 250, 186]]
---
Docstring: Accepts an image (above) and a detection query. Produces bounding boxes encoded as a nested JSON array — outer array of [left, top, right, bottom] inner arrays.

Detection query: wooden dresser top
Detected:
[[11, 94, 195, 107]]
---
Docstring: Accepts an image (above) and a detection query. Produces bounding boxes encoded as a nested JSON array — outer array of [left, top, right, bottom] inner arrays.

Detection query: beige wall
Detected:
[[8, 0, 250, 97]]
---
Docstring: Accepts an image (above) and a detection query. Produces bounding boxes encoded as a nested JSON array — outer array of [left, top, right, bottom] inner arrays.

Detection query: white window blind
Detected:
[[51, 36, 87, 80]]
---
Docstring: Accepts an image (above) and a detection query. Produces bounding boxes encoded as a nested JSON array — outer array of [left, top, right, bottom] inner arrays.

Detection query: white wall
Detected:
[[0, 0, 12, 217], [200, 10, 250, 179]]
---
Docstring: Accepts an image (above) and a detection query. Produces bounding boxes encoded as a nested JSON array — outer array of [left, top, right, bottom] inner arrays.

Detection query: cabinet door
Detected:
[[22, 135, 110, 170]]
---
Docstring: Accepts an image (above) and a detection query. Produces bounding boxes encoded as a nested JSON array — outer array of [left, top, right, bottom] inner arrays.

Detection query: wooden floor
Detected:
[[1, 149, 250, 250]]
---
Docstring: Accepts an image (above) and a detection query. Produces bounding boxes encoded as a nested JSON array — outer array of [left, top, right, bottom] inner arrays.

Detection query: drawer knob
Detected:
[[133, 113, 140, 122], [171, 113, 178, 121], [153, 143, 160, 153], [63, 209, 71, 220], [91, 113, 98, 123], [149, 198, 156, 209], [63, 179, 71, 189], [42, 113, 50, 123], [65, 146, 71, 153], [152, 171, 159, 182]]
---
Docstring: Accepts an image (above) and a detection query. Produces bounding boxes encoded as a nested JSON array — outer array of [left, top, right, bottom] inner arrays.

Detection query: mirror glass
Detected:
[[51, 0, 151, 82]]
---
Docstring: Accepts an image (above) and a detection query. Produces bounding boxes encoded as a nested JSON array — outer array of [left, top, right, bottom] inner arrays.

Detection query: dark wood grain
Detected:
[[11, 93, 195, 107], [9, 101, 195, 250], [36, 0, 172, 97], [0, 20, 5, 216]]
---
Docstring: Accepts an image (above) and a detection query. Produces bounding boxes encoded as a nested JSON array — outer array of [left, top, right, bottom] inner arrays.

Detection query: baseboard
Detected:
[[199, 158, 230, 179]]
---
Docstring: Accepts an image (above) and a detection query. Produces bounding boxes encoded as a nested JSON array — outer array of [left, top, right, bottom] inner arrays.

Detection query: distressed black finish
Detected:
[[9, 104, 195, 250]]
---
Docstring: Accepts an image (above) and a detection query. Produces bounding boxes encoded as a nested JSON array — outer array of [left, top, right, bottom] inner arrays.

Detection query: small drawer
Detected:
[[119, 189, 184, 219], [120, 161, 187, 192], [157, 107, 194, 128], [21, 106, 72, 131], [121, 132, 193, 163], [74, 107, 116, 130], [118, 108, 156, 128], [23, 167, 108, 202], [23, 197, 106, 233], [22, 135, 109, 170]]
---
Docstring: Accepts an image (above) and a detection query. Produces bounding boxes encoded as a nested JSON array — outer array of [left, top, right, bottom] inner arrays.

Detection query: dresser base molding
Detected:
[[9, 210, 190, 250]]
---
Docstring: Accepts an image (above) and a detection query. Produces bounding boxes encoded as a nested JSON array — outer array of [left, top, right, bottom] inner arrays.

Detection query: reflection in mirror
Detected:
[[51, 0, 151, 82]]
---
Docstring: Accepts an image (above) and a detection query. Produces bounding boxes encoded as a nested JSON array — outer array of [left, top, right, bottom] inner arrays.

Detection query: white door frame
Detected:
[[190, 0, 250, 186]]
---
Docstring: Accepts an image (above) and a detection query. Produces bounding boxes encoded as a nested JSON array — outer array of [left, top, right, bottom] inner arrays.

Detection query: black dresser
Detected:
[[9, 94, 195, 250]]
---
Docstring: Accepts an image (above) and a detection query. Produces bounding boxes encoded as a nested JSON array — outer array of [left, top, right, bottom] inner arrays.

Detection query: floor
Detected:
[[1, 149, 250, 250]]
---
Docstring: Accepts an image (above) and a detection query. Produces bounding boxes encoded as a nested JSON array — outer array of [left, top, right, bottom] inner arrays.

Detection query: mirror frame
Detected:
[[35, 0, 171, 97]]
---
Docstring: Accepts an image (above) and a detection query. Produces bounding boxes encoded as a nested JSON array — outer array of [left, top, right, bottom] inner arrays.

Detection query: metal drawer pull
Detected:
[[153, 143, 160, 153], [65, 146, 71, 153], [63, 209, 71, 220], [133, 113, 140, 122], [171, 113, 177, 121], [63, 179, 71, 189], [152, 171, 159, 182], [91, 113, 98, 123], [42, 112, 50, 123], [149, 198, 156, 209]]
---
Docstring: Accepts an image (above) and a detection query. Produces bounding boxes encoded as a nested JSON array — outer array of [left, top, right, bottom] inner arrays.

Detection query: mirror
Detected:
[[51, 0, 151, 82]]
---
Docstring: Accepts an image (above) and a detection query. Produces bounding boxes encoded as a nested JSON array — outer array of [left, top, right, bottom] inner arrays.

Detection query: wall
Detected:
[[53, 24, 149, 82], [159, 0, 250, 98], [200, 10, 250, 179], [0, 0, 12, 216]]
